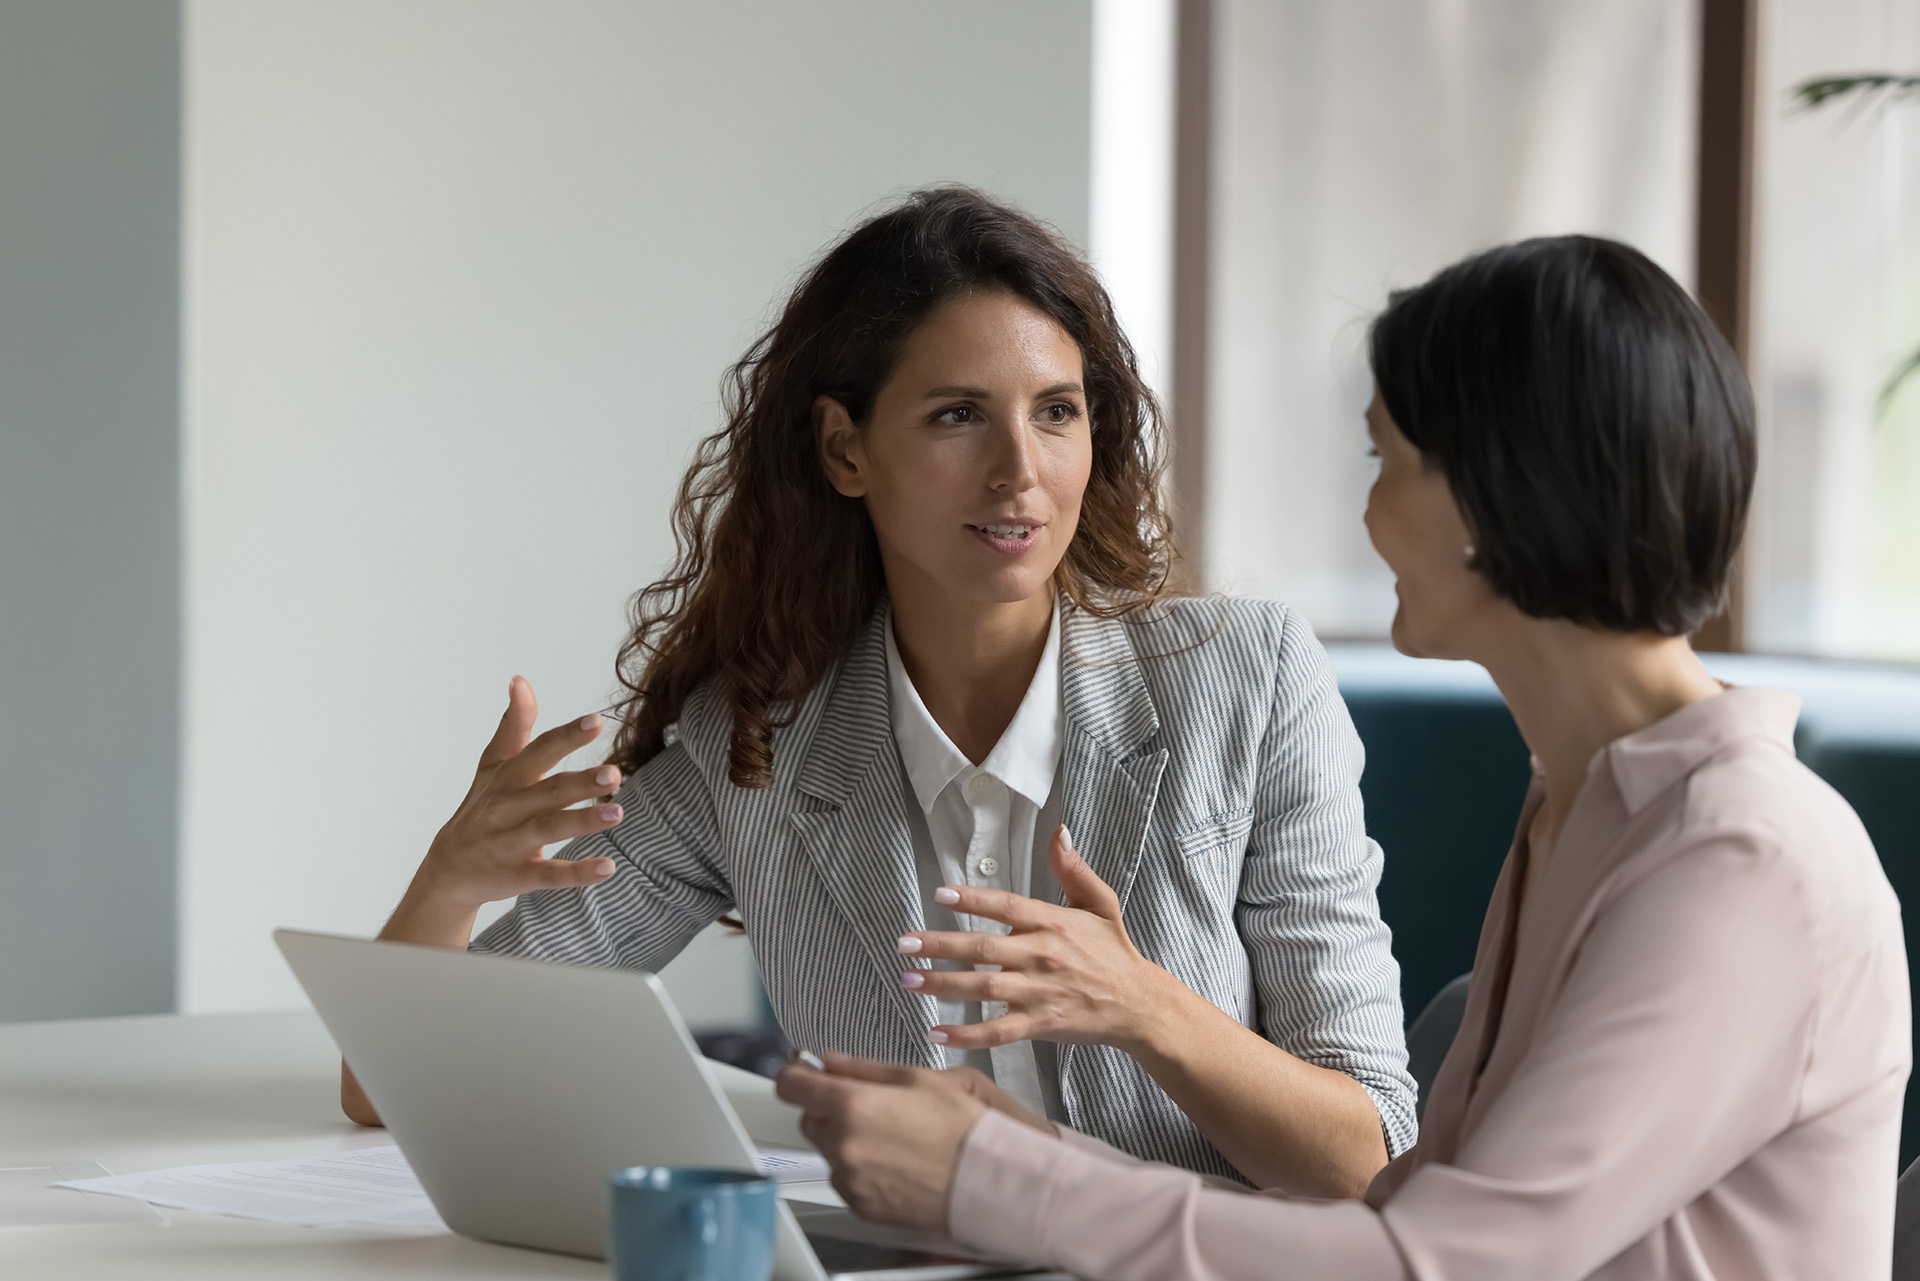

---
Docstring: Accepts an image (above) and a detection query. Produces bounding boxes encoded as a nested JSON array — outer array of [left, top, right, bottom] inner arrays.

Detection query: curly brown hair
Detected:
[[610, 186, 1180, 788]]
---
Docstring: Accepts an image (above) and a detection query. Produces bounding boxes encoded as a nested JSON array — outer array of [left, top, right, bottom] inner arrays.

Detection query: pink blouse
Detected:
[[947, 687, 1911, 1279]]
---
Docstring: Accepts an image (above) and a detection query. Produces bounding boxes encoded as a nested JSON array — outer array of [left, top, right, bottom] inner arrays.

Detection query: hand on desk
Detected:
[[774, 1054, 1052, 1231], [895, 826, 1187, 1054]]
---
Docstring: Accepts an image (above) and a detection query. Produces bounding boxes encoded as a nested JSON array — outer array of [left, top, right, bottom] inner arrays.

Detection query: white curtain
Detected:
[[1205, 0, 1697, 635]]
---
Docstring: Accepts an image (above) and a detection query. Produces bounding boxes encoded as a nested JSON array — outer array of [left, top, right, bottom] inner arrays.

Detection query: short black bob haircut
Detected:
[[1369, 235, 1755, 637]]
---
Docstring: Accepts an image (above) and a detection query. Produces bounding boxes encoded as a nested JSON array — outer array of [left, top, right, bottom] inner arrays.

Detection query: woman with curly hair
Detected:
[[342, 187, 1416, 1195]]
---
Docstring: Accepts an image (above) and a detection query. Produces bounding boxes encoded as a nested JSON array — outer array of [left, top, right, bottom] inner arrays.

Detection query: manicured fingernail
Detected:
[[600, 803, 623, 822], [594, 861, 614, 878], [896, 935, 922, 955], [1060, 826, 1074, 851], [934, 887, 961, 905], [926, 1030, 949, 1045], [578, 713, 601, 731], [595, 765, 618, 786], [898, 971, 925, 989]]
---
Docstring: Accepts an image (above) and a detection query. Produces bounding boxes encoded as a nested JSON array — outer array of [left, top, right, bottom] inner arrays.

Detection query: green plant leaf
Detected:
[[1797, 72, 1920, 425], [1793, 73, 1920, 112], [1881, 347, 1920, 419]]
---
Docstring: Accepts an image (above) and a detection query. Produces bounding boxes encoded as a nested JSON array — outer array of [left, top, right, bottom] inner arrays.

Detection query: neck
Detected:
[[1477, 619, 1723, 823], [888, 579, 1054, 765]]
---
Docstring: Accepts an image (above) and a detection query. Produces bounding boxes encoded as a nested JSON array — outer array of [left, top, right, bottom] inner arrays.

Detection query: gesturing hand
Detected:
[[895, 827, 1184, 1055], [412, 676, 625, 913]]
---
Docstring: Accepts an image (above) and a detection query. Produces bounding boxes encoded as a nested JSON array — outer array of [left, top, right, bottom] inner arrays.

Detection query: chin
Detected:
[[1388, 608, 1423, 658], [1389, 604, 1453, 660], [977, 575, 1055, 606], [959, 562, 1060, 608]]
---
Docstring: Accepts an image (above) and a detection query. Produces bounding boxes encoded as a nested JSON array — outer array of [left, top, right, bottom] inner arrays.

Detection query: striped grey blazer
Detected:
[[474, 597, 1418, 1176]]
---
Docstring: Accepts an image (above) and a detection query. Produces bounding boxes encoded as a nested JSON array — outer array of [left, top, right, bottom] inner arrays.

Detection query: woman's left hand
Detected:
[[897, 826, 1184, 1054], [773, 1054, 992, 1231]]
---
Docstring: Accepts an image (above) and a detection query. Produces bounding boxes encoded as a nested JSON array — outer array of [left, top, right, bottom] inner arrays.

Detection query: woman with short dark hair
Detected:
[[779, 235, 1911, 1279], [343, 187, 1419, 1197]]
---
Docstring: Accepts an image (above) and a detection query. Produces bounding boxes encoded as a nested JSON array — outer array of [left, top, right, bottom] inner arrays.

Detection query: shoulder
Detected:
[[642, 650, 856, 800], [1666, 739, 1899, 962], [1071, 597, 1359, 780], [1096, 595, 1330, 700]]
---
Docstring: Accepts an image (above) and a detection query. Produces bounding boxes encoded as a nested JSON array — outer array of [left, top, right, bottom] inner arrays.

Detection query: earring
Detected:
[[1464, 544, 1476, 562]]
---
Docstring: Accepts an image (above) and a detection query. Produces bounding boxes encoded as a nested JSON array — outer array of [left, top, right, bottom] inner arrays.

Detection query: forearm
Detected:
[[342, 874, 482, 1125], [950, 1110, 1406, 1281], [1124, 969, 1389, 1197]]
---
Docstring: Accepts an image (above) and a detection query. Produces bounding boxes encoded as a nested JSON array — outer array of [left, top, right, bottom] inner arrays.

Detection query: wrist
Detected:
[[381, 866, 483, 948], [1112, 962, 1199, 1063]]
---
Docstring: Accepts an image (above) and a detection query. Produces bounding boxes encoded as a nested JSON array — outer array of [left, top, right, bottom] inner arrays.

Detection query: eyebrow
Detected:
[[922, 382, 1086, 400]]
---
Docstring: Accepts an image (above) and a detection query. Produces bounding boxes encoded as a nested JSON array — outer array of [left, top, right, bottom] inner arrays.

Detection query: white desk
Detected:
[[0, 1011, 1071, 1281], [0, 1010, 608, 1278]]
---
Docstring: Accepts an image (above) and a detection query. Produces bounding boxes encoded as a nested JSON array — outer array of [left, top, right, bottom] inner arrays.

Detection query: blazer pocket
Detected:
[[1175, 810, 1254, 860]]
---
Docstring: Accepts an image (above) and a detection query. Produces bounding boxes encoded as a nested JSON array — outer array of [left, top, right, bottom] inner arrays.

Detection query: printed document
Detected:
[[57, 1147, 447, 1231]]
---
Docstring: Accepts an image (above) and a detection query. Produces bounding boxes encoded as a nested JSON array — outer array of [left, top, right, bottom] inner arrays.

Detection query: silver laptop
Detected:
[[274, 929, 1040, 1281]]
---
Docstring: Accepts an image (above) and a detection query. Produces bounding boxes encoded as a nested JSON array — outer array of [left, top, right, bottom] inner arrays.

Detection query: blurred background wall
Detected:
[[6, 0, 1918, 1030], [177, 0, 1096, 1019], [0, 1, 181, 1021]]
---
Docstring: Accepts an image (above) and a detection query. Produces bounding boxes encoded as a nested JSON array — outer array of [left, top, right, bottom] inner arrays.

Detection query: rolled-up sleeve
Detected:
[[471, 739, 732, 973], [1240, 607, 1418, 1154]]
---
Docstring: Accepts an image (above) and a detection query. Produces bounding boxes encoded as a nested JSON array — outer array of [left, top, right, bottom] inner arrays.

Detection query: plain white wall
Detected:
[[181, 0, 1092, 1017]]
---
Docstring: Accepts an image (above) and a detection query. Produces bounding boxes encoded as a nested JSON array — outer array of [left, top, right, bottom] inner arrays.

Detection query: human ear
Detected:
[[814, 395, 869, 498]]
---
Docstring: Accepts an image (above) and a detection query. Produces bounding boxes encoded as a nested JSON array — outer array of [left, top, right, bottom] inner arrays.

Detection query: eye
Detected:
[[932, 404, 976, 425], [1041, 402, 1083, 426]]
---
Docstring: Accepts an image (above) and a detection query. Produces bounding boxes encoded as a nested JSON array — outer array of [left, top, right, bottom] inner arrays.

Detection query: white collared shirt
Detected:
[[885, 601, 1065, 1121]]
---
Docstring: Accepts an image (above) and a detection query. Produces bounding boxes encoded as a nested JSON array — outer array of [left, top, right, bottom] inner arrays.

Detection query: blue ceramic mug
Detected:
[[606, 1167, 777, 1281]]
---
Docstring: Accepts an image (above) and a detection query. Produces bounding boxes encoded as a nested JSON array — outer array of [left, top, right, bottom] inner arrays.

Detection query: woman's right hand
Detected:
[[347, 676, 628, 1126], [382, 676, 626, 947]]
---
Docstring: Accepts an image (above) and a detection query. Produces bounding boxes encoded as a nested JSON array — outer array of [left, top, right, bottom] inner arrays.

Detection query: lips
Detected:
[[967, 521, 1045, 554]]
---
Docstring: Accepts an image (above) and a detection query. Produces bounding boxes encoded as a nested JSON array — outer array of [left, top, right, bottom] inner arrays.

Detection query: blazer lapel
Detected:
[[1056, 609, 1168, 912], [787, 606, 942, 1064], [1054, 608, 1167, 1125]]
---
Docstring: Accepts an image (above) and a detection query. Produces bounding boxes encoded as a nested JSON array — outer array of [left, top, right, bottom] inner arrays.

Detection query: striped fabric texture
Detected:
[[473, 597, 1418, 1176]]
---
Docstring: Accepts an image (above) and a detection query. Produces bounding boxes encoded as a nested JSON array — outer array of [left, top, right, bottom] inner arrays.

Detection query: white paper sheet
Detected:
[[56, 1147, 448, 1231], [752, 1145, 833, 1183], [55, 1142, 831, 1232]]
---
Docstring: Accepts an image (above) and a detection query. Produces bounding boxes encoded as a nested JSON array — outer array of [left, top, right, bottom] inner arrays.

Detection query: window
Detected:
[[1749, 0, 1920, 659]]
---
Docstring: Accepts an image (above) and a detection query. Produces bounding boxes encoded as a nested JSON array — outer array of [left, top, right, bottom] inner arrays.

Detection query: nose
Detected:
[[984, 415, 1040, 495]]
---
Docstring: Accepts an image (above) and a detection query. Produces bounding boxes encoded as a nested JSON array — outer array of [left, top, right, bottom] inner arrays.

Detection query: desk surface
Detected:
[[0, 1009, 608, 1278]]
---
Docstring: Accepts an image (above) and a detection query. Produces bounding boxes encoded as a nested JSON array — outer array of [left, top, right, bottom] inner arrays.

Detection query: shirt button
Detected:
[[975, 856, 1001, 878], [966, 775, 994, 801]]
